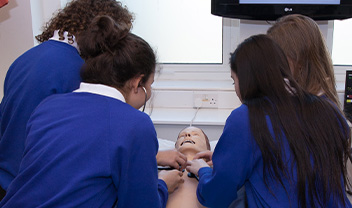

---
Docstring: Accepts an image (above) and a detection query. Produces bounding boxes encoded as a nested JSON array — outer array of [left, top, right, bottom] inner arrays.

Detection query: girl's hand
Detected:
[[158, 170, 184, 193], [186, 159, 210, 176], [193, 150, 213, 166], [157, 149, 187, 170]]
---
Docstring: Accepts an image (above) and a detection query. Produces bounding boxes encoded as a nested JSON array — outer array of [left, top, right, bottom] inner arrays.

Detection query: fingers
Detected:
[[166, 170, 184, 193], [193, 150, 213, 161], [186, 165, 196, 176], [207, 161, 213, 167], [185, 160, 195, 174], [168, 169, 184, 180], [176, 153, 187, 170], [170, 169, 184, 180], [170, 161, 181, 170], [178, 152, 187, 163], [156, 149, 187, 170], [186, 159, 210, 176], [170, 152, 187, 170], [176, 170, 184, 185], [185, 164, 191, 173], [158, 169, 184, 181]]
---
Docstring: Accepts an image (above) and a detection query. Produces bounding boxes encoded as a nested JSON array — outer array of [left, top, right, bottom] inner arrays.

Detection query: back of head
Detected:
[[230, 34, 300, 103], [77, 15, 156, 90], [35, 0, 133, 44], [267, 14, 339, 106]]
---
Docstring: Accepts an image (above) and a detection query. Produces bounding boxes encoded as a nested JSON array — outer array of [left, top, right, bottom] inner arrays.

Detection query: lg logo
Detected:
[[284, 7, 293, 12]]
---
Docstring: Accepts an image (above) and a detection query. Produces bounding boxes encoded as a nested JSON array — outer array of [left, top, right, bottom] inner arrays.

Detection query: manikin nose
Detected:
[[185, 133, 191, 138]]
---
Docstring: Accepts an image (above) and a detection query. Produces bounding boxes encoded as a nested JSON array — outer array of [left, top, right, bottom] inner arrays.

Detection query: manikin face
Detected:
[[175, 127, 208, 153], [231, 70, 241, 101]]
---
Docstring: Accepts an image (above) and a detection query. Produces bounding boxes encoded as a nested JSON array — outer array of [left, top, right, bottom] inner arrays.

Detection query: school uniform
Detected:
[[0, 83, 168, 207], [0, 31, 83, 192], [196, 104, 352, 208]]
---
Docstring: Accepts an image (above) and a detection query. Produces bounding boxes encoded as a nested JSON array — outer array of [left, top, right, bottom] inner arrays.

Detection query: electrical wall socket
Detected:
[[193, 92, 218, 108]]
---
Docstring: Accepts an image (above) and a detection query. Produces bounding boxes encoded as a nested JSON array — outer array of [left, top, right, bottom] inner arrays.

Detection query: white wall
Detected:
[[0, 1, 347, 141], [0, 0, 34, 99]]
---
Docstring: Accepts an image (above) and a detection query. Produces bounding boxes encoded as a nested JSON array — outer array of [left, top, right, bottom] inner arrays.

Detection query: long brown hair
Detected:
[[267, 14, 339, 107], [231, 34, 350, 208], [35, 0, 133, 45]]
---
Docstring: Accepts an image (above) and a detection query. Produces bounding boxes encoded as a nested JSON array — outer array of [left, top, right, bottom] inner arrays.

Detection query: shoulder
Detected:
[[110, 101, 152, 123], [33, 41, 83, 67], [108, 100, 156, 138], [34, 93, 67, 109], [10, 42, 83, 78], [29, 93, 79, 120], [108, 103, 158, 153], [19, 41, 80, 59], [219, 104, 251, 141], [226, 104, 249, 125]]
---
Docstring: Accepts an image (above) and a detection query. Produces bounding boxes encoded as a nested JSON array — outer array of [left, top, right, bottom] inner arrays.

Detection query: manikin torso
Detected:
[[166, 126, 209, 208], [166, 149, 205, 208]]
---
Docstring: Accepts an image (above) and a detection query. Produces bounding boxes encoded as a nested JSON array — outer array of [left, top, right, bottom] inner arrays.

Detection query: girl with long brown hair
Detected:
[[187, 34, 351, 208]]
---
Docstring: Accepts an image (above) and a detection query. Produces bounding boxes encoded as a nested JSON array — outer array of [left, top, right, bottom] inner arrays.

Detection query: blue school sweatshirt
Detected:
[[0, 91, 168, 207], [196, 104, 352, 208], [0, 40, 83, 190]]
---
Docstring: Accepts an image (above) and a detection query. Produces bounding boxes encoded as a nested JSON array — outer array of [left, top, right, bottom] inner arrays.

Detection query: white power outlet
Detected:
[[193, 92, 218, 108]]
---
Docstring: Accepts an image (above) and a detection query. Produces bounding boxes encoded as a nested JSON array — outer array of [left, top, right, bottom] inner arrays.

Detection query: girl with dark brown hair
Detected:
[[0, 0, 133, 200], [0, 15, 184, 207], [187, 34, 351, 208]]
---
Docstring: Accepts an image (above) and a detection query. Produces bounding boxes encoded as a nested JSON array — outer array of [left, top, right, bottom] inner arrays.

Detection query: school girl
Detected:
[[0, 15, 183, 207], [0, 0, 133, 199], [187, 35, 352, 208]]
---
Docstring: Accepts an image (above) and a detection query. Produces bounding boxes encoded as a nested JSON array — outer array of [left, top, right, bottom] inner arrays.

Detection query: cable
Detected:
[[190, 106, 200, 127]]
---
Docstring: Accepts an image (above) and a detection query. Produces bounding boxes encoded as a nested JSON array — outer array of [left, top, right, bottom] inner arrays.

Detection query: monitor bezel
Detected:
[[211, 0, 352, 20]]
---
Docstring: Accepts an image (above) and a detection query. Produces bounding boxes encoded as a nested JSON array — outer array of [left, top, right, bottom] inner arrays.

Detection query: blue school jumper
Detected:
[[0, 84, 168, 207], [0, 40, 83, 190], [196, 104, 352, 208]]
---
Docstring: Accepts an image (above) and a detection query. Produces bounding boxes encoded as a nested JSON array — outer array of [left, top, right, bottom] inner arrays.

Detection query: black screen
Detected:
[[211, 0, 352, 20], [344, 70, 352, 122]]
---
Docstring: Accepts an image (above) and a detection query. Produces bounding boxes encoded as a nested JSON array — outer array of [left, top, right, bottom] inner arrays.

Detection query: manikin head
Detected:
[[175, 126, 211, 154]]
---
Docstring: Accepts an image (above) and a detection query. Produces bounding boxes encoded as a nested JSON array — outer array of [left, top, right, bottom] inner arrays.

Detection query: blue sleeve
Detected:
[[158, 179, 168, 206], [110, 114, 168, 208], [196, 106, 256, 208]]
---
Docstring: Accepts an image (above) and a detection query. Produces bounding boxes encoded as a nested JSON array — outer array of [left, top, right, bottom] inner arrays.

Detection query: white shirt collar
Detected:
[[49, 30, 80, 52], [73, 82, 126, 103]]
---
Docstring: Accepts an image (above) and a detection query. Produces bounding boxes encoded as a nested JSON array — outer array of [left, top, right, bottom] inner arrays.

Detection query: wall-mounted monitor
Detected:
[[211, 0, 352, 20], [344, 70, 352, 122]]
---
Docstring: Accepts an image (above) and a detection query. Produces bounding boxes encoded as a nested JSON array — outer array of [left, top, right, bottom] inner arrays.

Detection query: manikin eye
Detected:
[[178, 134, 185, 139]]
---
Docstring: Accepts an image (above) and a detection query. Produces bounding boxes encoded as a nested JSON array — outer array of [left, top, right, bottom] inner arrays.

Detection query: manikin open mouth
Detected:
[[181, 140, 195, 146]]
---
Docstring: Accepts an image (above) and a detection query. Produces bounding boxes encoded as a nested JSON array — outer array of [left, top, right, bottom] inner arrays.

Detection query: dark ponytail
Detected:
[[77, 15, 156, 89]]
